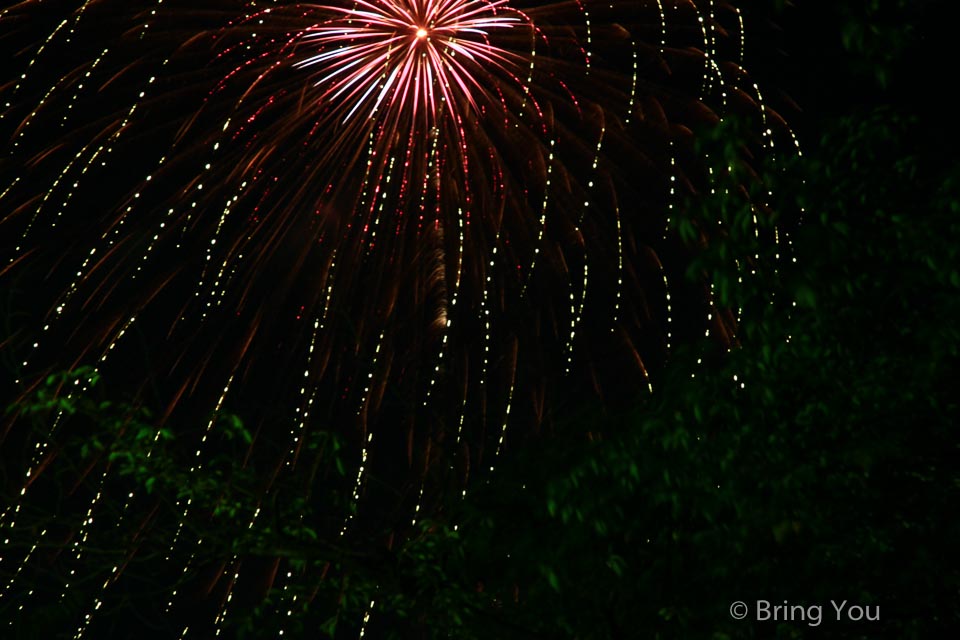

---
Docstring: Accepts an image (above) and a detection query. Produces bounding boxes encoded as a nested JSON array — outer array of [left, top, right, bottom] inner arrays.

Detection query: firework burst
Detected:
[[0, 0, 795, 635]]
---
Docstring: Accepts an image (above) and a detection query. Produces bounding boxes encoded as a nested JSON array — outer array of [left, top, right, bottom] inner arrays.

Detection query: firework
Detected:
[[0, 0, 793, 635]]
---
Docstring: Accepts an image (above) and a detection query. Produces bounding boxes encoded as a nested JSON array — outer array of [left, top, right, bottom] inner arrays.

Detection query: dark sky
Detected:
[[752, 1, 955, 146]]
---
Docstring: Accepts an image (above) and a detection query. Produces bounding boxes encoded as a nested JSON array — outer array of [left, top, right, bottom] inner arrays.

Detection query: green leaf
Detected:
[[541, 565, 561, 593], [606, 554, 626, 577], [319, 616, 338, 638], [795, 285, 816, 308]]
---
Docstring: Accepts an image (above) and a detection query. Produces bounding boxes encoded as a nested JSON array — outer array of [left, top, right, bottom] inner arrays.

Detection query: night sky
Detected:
[[1, 1, 956, 638]]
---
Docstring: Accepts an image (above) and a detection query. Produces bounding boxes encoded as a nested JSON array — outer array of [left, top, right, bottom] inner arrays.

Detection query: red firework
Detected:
[[0, 1, 793, 635]]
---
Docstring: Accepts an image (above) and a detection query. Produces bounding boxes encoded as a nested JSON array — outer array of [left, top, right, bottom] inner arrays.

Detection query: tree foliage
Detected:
[[5, 103, 956, 638]]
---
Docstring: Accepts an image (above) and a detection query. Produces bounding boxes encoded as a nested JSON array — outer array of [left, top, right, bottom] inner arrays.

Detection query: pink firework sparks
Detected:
[[296, 0, 524, 123]]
